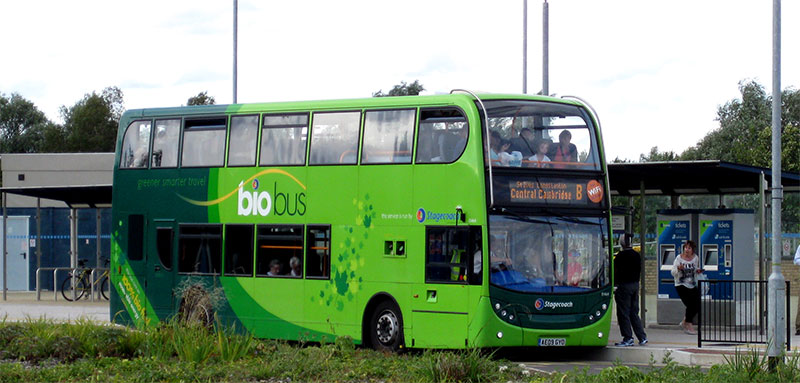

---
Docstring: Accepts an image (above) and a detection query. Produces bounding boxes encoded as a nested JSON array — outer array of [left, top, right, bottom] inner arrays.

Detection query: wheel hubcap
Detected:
[[376, 310, 398, 344]]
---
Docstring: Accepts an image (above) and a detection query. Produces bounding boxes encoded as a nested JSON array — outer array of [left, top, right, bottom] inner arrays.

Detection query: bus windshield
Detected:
[[489, 214, 610, 293], [483, 100, 600, 170]]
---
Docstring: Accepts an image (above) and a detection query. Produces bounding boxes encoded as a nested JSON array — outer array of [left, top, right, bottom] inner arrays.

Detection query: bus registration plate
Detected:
[[538, 338, 566, 347]]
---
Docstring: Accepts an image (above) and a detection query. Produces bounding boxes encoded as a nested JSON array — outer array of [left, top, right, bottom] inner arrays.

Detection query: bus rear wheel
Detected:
[[369, 301, 404, 352]]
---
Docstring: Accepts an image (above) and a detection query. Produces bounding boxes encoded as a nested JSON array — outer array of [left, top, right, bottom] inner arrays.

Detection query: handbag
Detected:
[[697, 272, 709, 295]]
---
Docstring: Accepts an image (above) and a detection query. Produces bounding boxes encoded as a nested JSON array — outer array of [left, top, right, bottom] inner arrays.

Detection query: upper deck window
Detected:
[[361, 109, 415, 164], [181, 117, 227, 167], [120, 120, 151, 169], [483, 100, 600, 171], [415, 108, 468, 164], [260, 114, 308, 166], [309, 111, 361, 165], [152, 119, 180, 168], [228, 115, 259, 167]]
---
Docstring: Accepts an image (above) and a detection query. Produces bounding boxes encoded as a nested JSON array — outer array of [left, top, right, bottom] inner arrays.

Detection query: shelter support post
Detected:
[[2, 192, 6, 301], [70, 208, 77, 270], [36, 198, 42, 300], [639, 181, 646, 325]]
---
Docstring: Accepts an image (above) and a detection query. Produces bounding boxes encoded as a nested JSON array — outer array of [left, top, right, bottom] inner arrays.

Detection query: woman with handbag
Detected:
[[671, 240, 703, 335]]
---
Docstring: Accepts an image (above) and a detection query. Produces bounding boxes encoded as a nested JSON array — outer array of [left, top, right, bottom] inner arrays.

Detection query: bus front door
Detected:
[[146, 219, 176, 320], [411, 226, 476, 348]]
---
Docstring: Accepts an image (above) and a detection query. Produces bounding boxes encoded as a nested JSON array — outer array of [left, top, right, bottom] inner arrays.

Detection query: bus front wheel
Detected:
[[369, 301, 404, 352]]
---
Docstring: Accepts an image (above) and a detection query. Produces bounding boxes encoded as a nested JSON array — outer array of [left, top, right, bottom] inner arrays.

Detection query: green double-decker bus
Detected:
[[110, 91, 612, 350]]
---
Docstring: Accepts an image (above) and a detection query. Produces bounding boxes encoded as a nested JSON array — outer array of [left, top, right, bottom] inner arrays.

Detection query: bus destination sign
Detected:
[[493, 176, 605, 207]]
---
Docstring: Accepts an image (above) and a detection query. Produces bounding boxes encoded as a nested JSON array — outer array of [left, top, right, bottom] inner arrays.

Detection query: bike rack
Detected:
[[35, 267, 109, 302]]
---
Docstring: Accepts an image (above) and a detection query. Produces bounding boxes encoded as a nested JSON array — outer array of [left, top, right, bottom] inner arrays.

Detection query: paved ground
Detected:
[[0, 291, 109, 322]]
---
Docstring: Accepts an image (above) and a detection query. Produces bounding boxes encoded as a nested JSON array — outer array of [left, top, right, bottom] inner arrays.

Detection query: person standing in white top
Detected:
[[793, 244, 800, 335], [671, 240, 703, 335]]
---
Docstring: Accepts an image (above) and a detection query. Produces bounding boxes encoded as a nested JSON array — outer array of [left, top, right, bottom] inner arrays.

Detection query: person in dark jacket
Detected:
[[613, 234, 647, 346]]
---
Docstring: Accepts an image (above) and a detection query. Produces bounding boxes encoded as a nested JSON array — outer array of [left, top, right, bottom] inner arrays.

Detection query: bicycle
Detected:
[[61, 258, 110, 301]]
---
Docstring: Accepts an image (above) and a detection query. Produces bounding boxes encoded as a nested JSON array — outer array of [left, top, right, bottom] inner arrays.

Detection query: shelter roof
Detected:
[[0, 185, 112, 208], [608, 160, 799, 196]]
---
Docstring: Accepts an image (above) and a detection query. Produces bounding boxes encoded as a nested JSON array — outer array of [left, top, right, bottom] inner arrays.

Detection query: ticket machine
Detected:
[[698, 209, 754, 300], [656, 209, 699, 324]]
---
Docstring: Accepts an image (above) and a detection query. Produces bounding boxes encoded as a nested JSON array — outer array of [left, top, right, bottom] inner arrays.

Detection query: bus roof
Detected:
[[121, 93, 584, 119]]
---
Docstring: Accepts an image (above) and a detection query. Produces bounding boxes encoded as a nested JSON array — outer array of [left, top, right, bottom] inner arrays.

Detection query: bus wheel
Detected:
[[369, 301, 404, 352], [179, 285, 213, 328]]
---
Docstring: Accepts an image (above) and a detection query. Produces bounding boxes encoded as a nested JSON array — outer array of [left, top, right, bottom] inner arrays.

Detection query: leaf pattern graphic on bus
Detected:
[[311, 194, 375, 311]]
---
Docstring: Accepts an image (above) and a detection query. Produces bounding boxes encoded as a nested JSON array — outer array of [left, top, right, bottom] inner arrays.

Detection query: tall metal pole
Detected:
[[767, 0, 784, 364], [523, 0, 527, 94], [2, 192, 6, 301], [233, 0, 238, 104], [542, 0, 549, 96], [640, 181, 647, 325]]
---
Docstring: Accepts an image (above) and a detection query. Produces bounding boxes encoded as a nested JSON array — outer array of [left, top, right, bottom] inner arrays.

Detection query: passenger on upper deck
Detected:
[[488, 131, 512, 166], [510, 128, 535, 158], [527, 139, 551, 168], [551, 130, 578, 168]]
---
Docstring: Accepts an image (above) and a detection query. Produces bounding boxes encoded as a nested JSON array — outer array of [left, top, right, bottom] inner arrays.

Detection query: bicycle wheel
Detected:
[[100, 276, 109, 300], [61, 275, 87, 301]]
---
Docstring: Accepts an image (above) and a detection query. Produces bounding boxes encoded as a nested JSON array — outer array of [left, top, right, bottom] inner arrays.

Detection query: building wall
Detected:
[[1, 153, 114, 291], [1, 153, 113, 208]]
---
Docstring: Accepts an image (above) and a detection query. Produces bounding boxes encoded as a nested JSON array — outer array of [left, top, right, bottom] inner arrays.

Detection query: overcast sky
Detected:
[[1, 0, 797, 161]]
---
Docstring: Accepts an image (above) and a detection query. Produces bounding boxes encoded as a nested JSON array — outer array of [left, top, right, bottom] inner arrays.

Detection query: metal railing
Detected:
[[698, 279, 790, 350], [35, 267, 109, 302]]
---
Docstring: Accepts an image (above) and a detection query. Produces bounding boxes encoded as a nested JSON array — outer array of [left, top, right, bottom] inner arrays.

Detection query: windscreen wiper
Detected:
[[493, 207, 553, 225], [541, 209, 602, 226]]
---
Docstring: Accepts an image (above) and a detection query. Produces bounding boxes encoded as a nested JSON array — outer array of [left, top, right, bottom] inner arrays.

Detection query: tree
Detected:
[[681, 80, 800, 172], [0, 93, 52, 153], [187, 91, 216, 106], [59, 86, 124, 152], [372, 80, 425, 97], [639, 146, 679, 162]]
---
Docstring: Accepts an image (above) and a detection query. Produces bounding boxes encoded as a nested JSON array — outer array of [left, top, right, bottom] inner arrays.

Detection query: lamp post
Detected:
[[233, 0, 238, 104]]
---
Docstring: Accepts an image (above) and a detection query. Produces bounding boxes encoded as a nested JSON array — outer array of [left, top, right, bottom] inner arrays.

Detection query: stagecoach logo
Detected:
[[416, 208, 459, 223], [417, 208, 426, 223], [534, 298, 574, 310]]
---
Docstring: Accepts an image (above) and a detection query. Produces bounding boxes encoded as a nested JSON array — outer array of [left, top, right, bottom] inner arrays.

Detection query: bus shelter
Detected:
[[0, 185, 112, 300], [607, 160, 800, 324]]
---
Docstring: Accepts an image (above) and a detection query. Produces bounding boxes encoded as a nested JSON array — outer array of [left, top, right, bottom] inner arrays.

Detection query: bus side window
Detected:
[[155, 227, 173, 269], [178, 225, 222, 275], [309, 111, 361, 165], [224, 224, 254, 276], [415, 108, 468, 164], [120, 121, 151, 169], [128, 215, 144, 261], [228, 115, 259, 167], [256, 225, 303, 277], [181, 117, 227, 167], [306, 225, 331, 279], [260, 114, 308, 166], [361, 109, 415, 164], [152, 119, 180, 168]]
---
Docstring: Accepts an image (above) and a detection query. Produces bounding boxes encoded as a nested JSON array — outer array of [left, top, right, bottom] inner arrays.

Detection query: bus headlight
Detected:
[[601, 304, 607, 310], [497, 331, 504, 339]]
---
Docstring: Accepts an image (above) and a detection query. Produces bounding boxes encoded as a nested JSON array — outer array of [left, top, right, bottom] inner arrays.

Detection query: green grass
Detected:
[[0, 318, 525, 382], [3, 319, 800, 382]]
